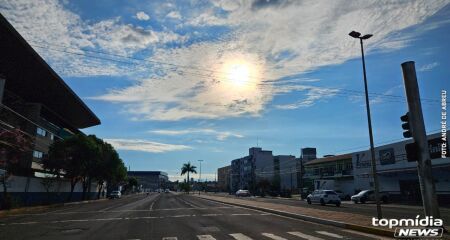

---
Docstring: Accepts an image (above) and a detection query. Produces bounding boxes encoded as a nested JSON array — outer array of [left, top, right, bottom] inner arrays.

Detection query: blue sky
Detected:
[[1, 0, 449, 181]]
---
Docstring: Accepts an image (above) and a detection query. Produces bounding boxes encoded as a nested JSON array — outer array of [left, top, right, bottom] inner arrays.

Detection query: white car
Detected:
[[307, 190, 341, 207], [235, 189, 251, 197], [109, 190, 121, 199]]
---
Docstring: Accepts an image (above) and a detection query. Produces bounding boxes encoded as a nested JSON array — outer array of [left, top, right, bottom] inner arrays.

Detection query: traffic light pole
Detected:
[[401, 61, 440, 218]]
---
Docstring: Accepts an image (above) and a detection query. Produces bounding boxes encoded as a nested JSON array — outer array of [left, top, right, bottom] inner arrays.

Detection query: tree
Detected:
[[0, 128, 32, 209], [44, 134, 99, 201], [181, 162, 197, 194]]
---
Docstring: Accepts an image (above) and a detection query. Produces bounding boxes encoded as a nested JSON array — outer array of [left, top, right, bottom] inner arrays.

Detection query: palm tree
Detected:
[[181, 162, 197, 193]]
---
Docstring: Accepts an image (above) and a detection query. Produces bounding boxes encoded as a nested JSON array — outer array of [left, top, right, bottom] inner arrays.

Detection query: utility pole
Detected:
[[401, 61, 440, 218]]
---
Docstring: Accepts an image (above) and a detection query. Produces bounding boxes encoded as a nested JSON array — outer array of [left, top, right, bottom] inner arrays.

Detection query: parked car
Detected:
[[109, 190, 121, 199], [351, 190, 388, 204], [307, 190, 341, 207], [335, 190, 350, 200], [165, 189, 170, 193], [235, 189, 251, 197]]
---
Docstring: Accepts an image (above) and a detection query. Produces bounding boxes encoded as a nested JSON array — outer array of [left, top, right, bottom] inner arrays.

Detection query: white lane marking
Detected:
[[162, 237, 177, 240], [261, 233, 287, 240], [229, 233, 253, 240], [170, 214, 192, 218], [287, 231, 324, 240], [259, 213, 271, 216], [316, 231, 343, 239], [231, 213, 251, 216], [197, 235, 216, 240], [341, 229, 391, 240], [202, 214, 223, 216]]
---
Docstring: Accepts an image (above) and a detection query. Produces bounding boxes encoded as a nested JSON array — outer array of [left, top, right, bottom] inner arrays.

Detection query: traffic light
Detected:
[[405, 142, 419, 162], [400, 112, 412, 138]]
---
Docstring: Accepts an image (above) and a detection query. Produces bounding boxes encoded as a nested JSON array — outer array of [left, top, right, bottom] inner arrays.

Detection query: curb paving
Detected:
[[0, 197, 108, 217], [195, 195, 397, 238]]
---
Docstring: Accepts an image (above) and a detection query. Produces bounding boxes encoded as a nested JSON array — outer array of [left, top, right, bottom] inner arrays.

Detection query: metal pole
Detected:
[[198, 160, 203, 195], [401, 61, 440, 218], [0, 77, 5, 103], [360, 38, 382, 219]]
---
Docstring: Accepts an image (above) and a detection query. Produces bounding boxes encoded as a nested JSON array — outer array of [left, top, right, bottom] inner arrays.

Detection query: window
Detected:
[[33, 150, 43, 159], [36, 127, 47, 137]]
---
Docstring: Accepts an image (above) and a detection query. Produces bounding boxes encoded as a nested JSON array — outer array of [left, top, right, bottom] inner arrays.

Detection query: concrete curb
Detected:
[[0, 198, 108, 217], [196, 195, 395, 238]]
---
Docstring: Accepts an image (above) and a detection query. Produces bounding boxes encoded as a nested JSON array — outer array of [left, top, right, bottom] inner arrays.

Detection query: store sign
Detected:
[[379, 148, 395, 165]]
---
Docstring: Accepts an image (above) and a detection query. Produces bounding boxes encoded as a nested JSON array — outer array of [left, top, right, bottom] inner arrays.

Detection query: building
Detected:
[[352, 132, 449, 204], [231, 155, 253, 192], [275, 155, 297, 192], [217, 165, 231, 192], [0, 13, 101, 205], [303, 154, 354, 199], [297, 147, 317, 194], [127, 171, 169, 191]]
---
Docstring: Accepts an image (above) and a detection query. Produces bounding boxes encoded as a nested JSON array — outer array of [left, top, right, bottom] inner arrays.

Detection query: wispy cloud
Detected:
[[149, 128, 243, 141], [275, 87, 340, 110], [418, 62, 440, 72], [104, 138, 192, 153]]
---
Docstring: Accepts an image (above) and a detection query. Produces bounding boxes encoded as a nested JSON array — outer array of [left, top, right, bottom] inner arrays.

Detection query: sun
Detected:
[[226, 63, 250, 87]]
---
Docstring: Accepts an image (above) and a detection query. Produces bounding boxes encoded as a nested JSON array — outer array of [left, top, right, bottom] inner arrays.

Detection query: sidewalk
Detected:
[[195, 194, 450, 238]]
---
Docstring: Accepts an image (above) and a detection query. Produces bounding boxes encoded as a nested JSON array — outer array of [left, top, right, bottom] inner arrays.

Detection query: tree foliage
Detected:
[[181, 162, 197, 193]]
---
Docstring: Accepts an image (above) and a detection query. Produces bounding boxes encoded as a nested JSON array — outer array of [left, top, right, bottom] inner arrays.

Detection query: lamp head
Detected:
[[361, 34, 373, 40], [349, 31, 361, 38]]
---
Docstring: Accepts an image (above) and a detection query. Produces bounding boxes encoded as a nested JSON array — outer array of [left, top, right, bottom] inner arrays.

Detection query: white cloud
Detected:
[[104, 138, 192, 153], [149, 128, 243, 141], [166, 11, 182, 20], [275, 87, 340, 110], [136, 11, 150, 21], [418, 62, 439, 72]]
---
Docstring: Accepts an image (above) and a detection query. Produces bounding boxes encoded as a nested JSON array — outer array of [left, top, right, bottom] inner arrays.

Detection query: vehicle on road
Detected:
[[335, 190, 350, 200], [235, 189, 251, 197], [165, 189, 170, 193], [109, 190, 121, 199], [307, 190, 341, 207], [351, 190, 388, 204]]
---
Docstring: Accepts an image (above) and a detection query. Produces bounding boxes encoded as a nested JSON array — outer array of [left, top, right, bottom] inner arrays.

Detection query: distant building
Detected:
[[127, 171, 168, 191], [231, 155, 253, 192], [303, 153, 354, 198], [217, 165, 231, 192], [275, 155, 297, 192], [297, 147, 317, 193]]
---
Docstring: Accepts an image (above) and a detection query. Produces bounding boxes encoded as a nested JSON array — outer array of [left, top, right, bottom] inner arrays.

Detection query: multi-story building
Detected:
[[127, 171, 169, 191], [0, 14, 101, 205], [217, 165, 231, 192], [297, 147, 317, 194], [274, 155, 297, 192], [303, 154, 354, 198], [0, 13, 100, 177], [231, 155, 253, 192]]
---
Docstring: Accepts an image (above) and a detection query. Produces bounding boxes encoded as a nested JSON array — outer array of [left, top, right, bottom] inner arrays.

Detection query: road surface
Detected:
[[0, 192, 390, 240]]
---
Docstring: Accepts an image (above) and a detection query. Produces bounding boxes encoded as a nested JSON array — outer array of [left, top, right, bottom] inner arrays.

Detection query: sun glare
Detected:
[[227, 63, 250, 86]]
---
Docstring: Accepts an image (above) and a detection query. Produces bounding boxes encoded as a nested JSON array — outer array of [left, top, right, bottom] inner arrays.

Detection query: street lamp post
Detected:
[[349, 31, 382, 219], [198, 160, 203, 195]]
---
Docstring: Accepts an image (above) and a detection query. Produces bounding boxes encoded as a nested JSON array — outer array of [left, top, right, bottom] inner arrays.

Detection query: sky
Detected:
[[1, 0, 449, 181]]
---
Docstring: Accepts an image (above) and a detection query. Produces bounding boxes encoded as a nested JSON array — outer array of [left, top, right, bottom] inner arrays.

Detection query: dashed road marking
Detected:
[[197, 235, 216, 240], [231, 213, 251, 216], [229, 233, 253, 240], [287, 231, 324, 240], [316, 231, 343, 239], [162, 237, 177, 240], [261, 233, 287, 240]]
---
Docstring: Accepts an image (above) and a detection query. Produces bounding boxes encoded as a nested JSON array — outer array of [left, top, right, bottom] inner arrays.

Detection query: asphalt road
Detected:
[[0, 192, 391, 240], [205, 192, 450, 225]]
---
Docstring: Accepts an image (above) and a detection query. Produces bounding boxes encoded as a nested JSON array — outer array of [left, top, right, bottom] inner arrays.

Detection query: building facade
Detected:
[[127, 171, 169, 191], [275, 155, 297, 192], [352, 132, 449, 204], [303, 154, 354, 198], [217, 165, 231, 192]]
